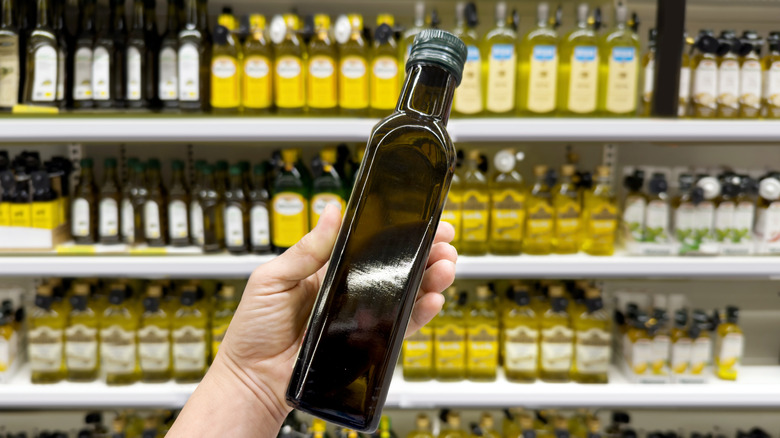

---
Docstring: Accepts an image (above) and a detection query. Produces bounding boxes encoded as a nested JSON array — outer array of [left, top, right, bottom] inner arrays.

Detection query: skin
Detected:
[[169, 204, 458, 437]]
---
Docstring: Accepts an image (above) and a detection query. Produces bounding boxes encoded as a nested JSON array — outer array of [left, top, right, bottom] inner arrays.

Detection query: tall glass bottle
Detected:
[[65, 283, 99, 382], [503, 286, 538, 382], [211, 285, 238, 358], [558, 3, 598, 116], [553, 164, 581, 254], [249, 163, 272, 254], [72, 0, 95, 109], [597, 2, 639, 116], [572, 288, 610, 383], [310, 148, 347, 228], [273, 14, 305, 114], [370, 14, 400, 118], [517, 2, 558, 116], [98, 158, 121, 245], [92, 0, 115, 107], [242, 15, 273, 114], [433, 287, 466, 381], [23, 0, 58, 105], [489, 149, 524, 255], [716, 30, 740, 118], [641, 30, 657, 116], [272, 149, 309, 253], [71, 158, 98, 245], [126, 0, 149, 108], [286, 30, 466, 432], [0, 0, 20, 110], [691, 30, 719, 118], [306, 14, 338, 115], [143, 0, 159, 108], [144, 159, 167, 247], [714, 306, 743, 381], [466, 285, 499, 381], [127, 162, 148, 245], [400, 2, 426, 67], [460, 150, 489, 255], [738, 31, 762, 118], [524, 165, 554, 255], [139, 284, 172, 383], [178, 0, 209, 111], [452, 2, 482, 116], [339, 14, 369, 116], [762, 32, 780, 118], [224, 164, 249, 254], [211, 22, 240, 113], [581, 166, 618, 255], [28, 285, 66, 384], [158, 0, 180, 108], [539, 285, 572, 383], [168, 160, 190, 247], [481, 2, 516, 115], [110, 0, 128, 108], [101, 284, 139, 385], [52, 0, 67, 108], [197, 165, 224, 253], [172, 285, 209, 383]]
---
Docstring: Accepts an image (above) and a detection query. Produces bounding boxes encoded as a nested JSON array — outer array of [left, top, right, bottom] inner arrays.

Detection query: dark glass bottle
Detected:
[[177, 0, 209, 111], [99, 158, 122, 244], [71, 158, 98, 244], [129, 162, 148, 244], [224, 164, 249, 255], [121, 161, 137, 243], [125, 0, 148, 108], [0, 0, 19, 111], [197, 165, 224, 253], [144, 159, 168, 247], [23, 0, 58, 106], [111, 0, 127, 108], [72, 0, 96, 109], [168, 160, 190, 247], [249, 163, 272, 254], [144, 0, 159, 107], [158, 0, 180, 108], [286, 30, 466, 432], [52, 0, 68, 108], [92, 0, 116, 108]]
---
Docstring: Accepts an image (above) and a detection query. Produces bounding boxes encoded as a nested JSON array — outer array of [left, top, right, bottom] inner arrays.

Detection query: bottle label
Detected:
[[243, 55, 272, 109], [311, 193, 345, 227], [434, 324, 466, 371], [644, 200, 669, 242], [674, 202, 696, 243], [10, 204, 31, 227], [587, 205, 617, 240], [211, 55, 240, 108], [670, 337, 692, 374], [340, 56, 369, 110], [540, 325, 573, 371], [643, 58, 655, 102], [740, 59, 762, 109], [689, 337, 712, 375], [526, 203, 554, 241], [126, 47, 143, 101], [212, 322, 229, 357], [28, 326, 63, 372], [716, 332, 743, 371], [32, 46, 58, 102], [695, 201, 715, 242], [461, 190, 489, 242], [99, 198, 119, 238], [714, 201, 735, 242], [490, 189, 525, 242], [441, 190, 462, 240], [693, 59, 717, 108], [172, 326, 206, 372], [159, 47, 178, 101], [224, 205, 245, 247], [0, 35, 19, 107], [144, 201, 161, 240], [486, 44, 516, 113], [190, 201, 205, 246], [0, 203, 9, 226], [307, 55, 338, 109], [679, 66, 691, 102], [57, 48, 65, 100], [527, 45, 557, 113], [92, 46, 111, 101], [73, 47, 93, 100], [121, 199, 134, 242], [168, 200, 189, 239], [567, 46, 598, 113], [605, 47, 637, 114], [718, 59, 740, 109], [403, 326, 433, 371], [555, 198, 580, 242], [178, 43, 200, 101], [453, 46, 483, 114], [272, 192, 308, 248], [732, 201, 754, 243], [65, 324, 98, 371], [32, 200, 57, 229], [467, 324, 499, 373], [101, 325, 136, 374], [575, 328, 610, 374], [250, 205, 271, 247], [504, 325, 538, 372], [71, 198, 90, 237], [651, 334, 670, 375], [275, 56, 304, 108], [622, 195, 646, 242], [763, 61, 780, 107], [370, 55, 399, 110], [138, 325, 170, 372], [627, 337, 653, 374]]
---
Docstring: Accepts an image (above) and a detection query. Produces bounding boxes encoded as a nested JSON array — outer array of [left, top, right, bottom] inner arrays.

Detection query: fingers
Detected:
[[420, 259, 457, 295], [406, 292, 445, 337], [427, 242, 458, 268], [433, 221, 455, 245]]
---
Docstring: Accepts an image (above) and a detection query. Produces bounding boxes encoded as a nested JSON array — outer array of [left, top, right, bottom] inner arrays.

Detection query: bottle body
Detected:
[[558, 29, 599, 116], [489, 171, 525, 255], [503, 304, 538, 383]]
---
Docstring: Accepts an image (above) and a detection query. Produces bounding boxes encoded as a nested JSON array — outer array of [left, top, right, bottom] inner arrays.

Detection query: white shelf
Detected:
[[1, 118, 779, 143]]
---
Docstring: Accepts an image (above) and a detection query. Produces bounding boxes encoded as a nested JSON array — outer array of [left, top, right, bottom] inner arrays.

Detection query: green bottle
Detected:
[[101, 284, 139, 385], [271, 149, 309, 253], [310, 147, 346, 229]]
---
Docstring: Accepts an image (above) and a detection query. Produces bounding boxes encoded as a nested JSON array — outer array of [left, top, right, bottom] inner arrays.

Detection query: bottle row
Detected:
[[0, 410, 175, 438], [0, 277, 240, 385]]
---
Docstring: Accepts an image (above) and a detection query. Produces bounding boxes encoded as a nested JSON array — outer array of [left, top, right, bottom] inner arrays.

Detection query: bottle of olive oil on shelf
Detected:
[[518, 2, 558, 116], [452, 2, 482, 116], [433, 287, 467, 382], [72, 158, 98, 245], [691, 30, 720, 118], [242, 14, 272, 114], [466, 286, 499, 381], [72, 0, 95, 109], [539, 285, 572, 383], [598, 2, 639, 116], [714, 176, 738, 243], [715, 306, 743, 381], [553, 164, 580, 254], [311, 148, 346, 228], [672, 173, 698, 252], [101, 284, 139, 385], [439, 412, 466, 438], [688, 310, 712, 377], [172, 285, 209, 383], [572, 288, 610, 384], [306, 14, 338, 115], [581, 166, 617, 256], [518, 416, 536, 438], [763, 32, 780, 118], [144, 159, 168, 247], [400, 2, 426, 67], [408, 415, 434, 438], [98, 158, 121, 245], [224, 164, 249, 254], [126, 162, 148, 245], [716, 30, 740, 118], [732, 175, 756, 244], [210, 22, 240, 114], [460, 150, 489, 255], [641, 29, 656, 116], [524, 165, 554, 255], [441, 155, 463, 251], [158, 0, 180, 108], [489, 149, 524, 255], [126, 0, 149, 108], [502, 286, 538, 383], [402, 309, 435, 381], [370, 14, 401, 117], [695, 176, 720, 247], [643, 173, 670, 243], [211, 285, 238, 359], [178, 0, 210, 112], [23, 0, 58, 106], [738, 31, 762, 118], [670, 308, 691, 377], [9, 172, 32, 228], [621, 170, 645, 245], [65, 283, 99, 382], [558, 3, 599, 116], [482, 2, 516, 115], [138, 285, 171, 383], [168, 160, 190, 247], [197, 165, 224, 253], [679, 33, 693, 116], [28, 285, 66, 384], [0, 0, 20, 110], [274, 14, 305, 114], [338, 14, 369, 116], [272, 149, 308, 253], [249, 163, 272, 254], [648, 309, 671, 376], [476, 414, 501, 438]]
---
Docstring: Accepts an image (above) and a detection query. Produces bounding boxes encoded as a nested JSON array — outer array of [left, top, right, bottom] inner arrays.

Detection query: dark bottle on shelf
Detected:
[[197, 165, 224, 253], [189, 160, 206, 246], [72, 0, 96, 109], [178, 0, 210, 112], [144, 0, 160, 108], [128, 162, 148, 244], [158, 0, 180, 108], [144, 159, 168, 247], [0, 0, 20, 111], [23, 0, 58, 106], [168, 160, 191, 247], [71, 158, 98, 244], [92, 0, 117, 108], [53, 0, 68, 109], [224, 164, 249, 255], [126, 0, 149, 108], [249, 163, 272, 254], [111, 0, 128, 109], [286, 30, 466, 432], [98, 158, 122, 245]]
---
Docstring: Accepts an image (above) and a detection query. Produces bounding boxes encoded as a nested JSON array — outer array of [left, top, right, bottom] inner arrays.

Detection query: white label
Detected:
[[71, 198, 90, 237], [99, 198, 119, 238], [715, 201, 735, 241], [504, 325, 538, 372], [690, 337, 712, 374], [73, 47, 93, 100], [179, 43, 200, 101], [121, 199, 134, 242], [126, 47, 142, 100], [373, 57, 398, 79], [740, 60, 762, 107], [717, 332, 743, 364], [644, 58, 655, 97], [693, 59, 717, 107], [212, 56, 237, 78], [732, 201, 754, 242], [245, 56, 270, 78], [645, 200, 669, 241], [101, 326, 136, 374], [190, 201, 204, 245], [224, 205, 245, 247], [309, 57, 335, 78], [575, 328, 610, 374], [28, 326, 63, 372], [652, 335, 671, 375], [57, 48, 65, 100], [159, 47, 178, 100], [763, 62, 780, 106], [144, 201, 161, 239], [138, 325, 170, 372], [92, 46, 111, 100], [696, 201, 715, 240], [718, 59, 740, 107], [0, 36, 20, 107], [173, 326, 206, 372], [32, 46, 57, 102], [274, 195, 304, 215], [168, 200, 189, 239], [65, 324, 98, 371], [675, 203, 696, 232], [628, 338, 653, 374], [250, 205, 270, 247], [679, 66, 691, 100], [276, 57, 302, 78], [540, 325, 573, 371], [623, 196, 646, 241], [671, 338, 692, 374]]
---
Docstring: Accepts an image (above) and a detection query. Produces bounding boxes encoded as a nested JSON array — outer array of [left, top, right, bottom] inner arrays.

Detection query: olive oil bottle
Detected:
[[400, 2, 426, 67], [439, 412, 466, 438], [23, 0, 58, 106], [689, 310, 712, 377], [679, 33, 693, 116], [172, 285, 209, 383], [158, 0, 180, 109], [197, 165, 224, 253], [672, 173, 698, 252], [249, 163, 272, 254], [763, 32, 780, 118], [178, 0, 210, 111], [539, 285, 572, 383], [0, 0, 20, 110], [402, 307, 435, 381], [144, 159, 168, 247], [101, 284, 139, 385], [452, 2, 482, 116], [460, 150, 489, 255], [65, 283, 99, 382], [598, 2, 639, 116], [72, 0, 95, 109], [274, 14, 305, 114], [242, 14, 273, 114], [691, 30, 719, 118], [311, 148, 347, 228], [572, 288, 610, 384], [72, 158, 98, 245], [502, 287, 538, 383], [339, 14, 370, 116], [370, 14, 401, 117], [210, 22, 240, 114], [408, 415, 434, 438], [211, 285, 238, 359], [524, 165, 554, 255], [641, 29, 656, 116], [517, 2, 558, 116], [126, 0, 149, 108], [716, 31, 740, 118], [477, 414, 501, 438], [553, 165, 580, 254], [738, 31, 762, 118], [466, 286, 499, 381], [272, 149, 309, 253], [127, 162, 148, 245], [28, 285, 66, 384], [715, 306, 743, 381], [670, 309, 691, 377], [98, 158, 121, 245], [224, 164, 249, 254], [644, 173, 670, 243], [441, 158, 463, 251], [168, 160, 190, 247], [621, 170, 645, 244], [307, 14, 338, 115], [557, 3, 599, 116], [433, 287, 467, 381], [138, 285, 171, 383], [581, 166, 617, 256], [489, 149, 524, 255], [482, 2, 516, 115]]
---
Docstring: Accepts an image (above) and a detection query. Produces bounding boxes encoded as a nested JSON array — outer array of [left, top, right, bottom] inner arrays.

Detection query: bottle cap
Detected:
[[229, 164, 242, 176], [561, 164, 575, 177], [406, 29, 468, 85], [313, 14, 330, 29], [416, 414, 430, 430], [249, 14, 266, 30], [697, 176, 721, 200], [147, 285, 163, 298], [596, 165, 610, 178], [148, 158, 161, 170], [74, 284, 90, 296], [534, 165, 548, 177], [480, 413, 494, 429], [218, 285, 236, 298], [726, 306, 739, 323], [493, 149, 516, 173], [321, 147, 337, 165], [376, 14, 394, 27], [348, 14, 363, 30], [537, 2, 549, 25], [548, 285, 564, 297], [281, 149, 298, 164], [576, 3, 588, 23], [648, 173, 668, 195], [674, 308, 688, 328], [104, 158, 117, 167], [759, 177, 780, 200], [80, 158, 93, 168], [375, 22, 394, 43], [465, 2, 478, 28], [623, 170, 645, 192], [37, 285, 53, 297], [171, 160, 184, 171], [476, 285, 491, 298], [678, 173, 695, 191]]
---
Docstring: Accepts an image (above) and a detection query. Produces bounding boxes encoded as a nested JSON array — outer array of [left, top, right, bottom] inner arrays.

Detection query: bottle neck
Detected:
[[252, 174, 266, 190], [1, 0, 13, 28], [148, 169, 161, 186], [104, 166, 118, 184], [133, 0, 145, 30], [172, 169, 185, 186], [167, 0, 179, 31], [81, 0, 95, 32], [229, 174, 242, 190], [197, 0, 208, 32], [53, 0, 65, 30], [113, 2, 126, 31], [397, 64, 457, 125], [185, 0, 198, 27], [36, 0, 51, 28], [81, 167, 94, 183]]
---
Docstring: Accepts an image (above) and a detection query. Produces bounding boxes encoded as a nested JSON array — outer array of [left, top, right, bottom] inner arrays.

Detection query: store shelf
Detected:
[[1, 118, 780, 143]]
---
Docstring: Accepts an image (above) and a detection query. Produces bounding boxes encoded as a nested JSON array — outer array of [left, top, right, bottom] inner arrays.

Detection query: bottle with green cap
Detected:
[[224, 164, 249, 254], [99, 158, 121, 245], [168, 160, 190, 247], [196, 165, 224, 253], [71, 158, 98, 245]]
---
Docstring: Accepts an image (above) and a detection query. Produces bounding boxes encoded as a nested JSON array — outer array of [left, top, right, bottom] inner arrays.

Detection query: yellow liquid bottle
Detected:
[[482, 2, 517, 115], [489, 149, 525, 255], [242, 15, 273, 114], [762, 32, 780, 118], [739, 31, 762, 118], [400, 2, 426, 70], [310, 147, 347, 228], [598, 2, 640, 116], [210, 18, 240, 113], [553, 164, 580, 254], [307, 14, 338, 115], [648, 309, 671, 377], [139, 284, 172, 383], [433, 287, 466, 381], [460, 150, 489, 255], [691, 30, 719, 118], [524, 165, 554, 255], [621, 170, 646, 245], [503, 287, 538, 383], [644, 173, 670, 243], [715, 306, 743, 381], [407, 414, 434, 438], [370, 14, 401, 118], [441, 163, 463, 252], [573, 288, 610, 384], [271, 149, 309, 252], [101, 284, 139, 385], [689, 310, 712, 377], [502, 408, 524, 438], [568, 409, 590, 438], [581, 166, 617, 256], [273, 14, 305, 114], [452, 2, 482, 116], [339, 14, 369, 116], [438, 412, 467, 438], [518, 415, 536, 438], [466, 286, 499, 381], [558, 4, 599, 116], [475, 413, 501, 438], [65, 283, 99, 382], [717, 30, 740, 118], [539, 285, 572, 382], [625, 311, 652, 377], [211, 285, 238, 360], [678, 34, 693, 116], [641, 29, 656, 116], [29, 285, 66, 384], [172, 285, 209, 383], [517, 2, 557, 116], [670, 309, 691, 377]]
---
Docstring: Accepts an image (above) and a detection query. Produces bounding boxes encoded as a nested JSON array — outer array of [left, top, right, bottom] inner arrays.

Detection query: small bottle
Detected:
[[172, 285, 209, 383], [670, 308, 691, 377], [557, 3, 599, 116], [65, 283, 99, 382], [189, 161, 205, 247], [310, 147, 347, 228], [477, 414, 501, 438], [242, 14, 273, 114], [28, 285, 66, 383], [714, 175, 739, 243], [643, 173, 670, 243], [31, 170, 58, 229], [273, 14, 305, 114], [407, 414, 434, 438], [641, 29, 657, 116], [338, 14, 369, 116], [127, 162, 148, 245], [573, 288, 610, 384], [762, 32, 780, 118], [211, 21, 240, 114], [197, 165, 224, 253], [731, 175, 756, 244], [168, 160, 190, 247], [10, 171, 32, 228], [272, 149, 309, 253], [691, 30, 720, 118], [716, 30, 741, 118], [489, 149, 525, 255], [517, 2, 558, 116], [224, 164, 249, 255], [211, 285, 238, 359], [672, 173, 698, 252], [98, 158, 121, 245], [307, 14, 338, 115], [370, 14, 401, 118], [625, 311, 651, 376], [539, 285, 572, 383], [23, 0, 58, 106], [482, 2, 517, 115], [144, 159, 168, 247], [249, 163, 272, 254], [466, 286, 499, 381], [101, 284, 139, 385], [679, 33, 693, 116], [581, 166, 617, 256], [715, 306, 743, 381], [553, 164, 580, 254], [433, 287, 467, 381], [621, 170, 646, 244], [502, 286, 538, 383], [738, 31, 762, 118], [452, 2, 482, 116], [598, 2, 640, 116], [648, 308, 671, 376], [524, 165, 554, 255], [518, 415, 536, 438], [460, 150, 489, 255], [72, 158, 98, 245], [688, 310, 713, 376], [138, 285, 172, 383]]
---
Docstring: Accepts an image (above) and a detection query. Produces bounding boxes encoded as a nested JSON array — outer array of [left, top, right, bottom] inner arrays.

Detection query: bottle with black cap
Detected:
[[30, 169, 57, 229], [7, 169, 31, 229], [65, 283, 99, 382], [739, 31, 763, 118], [762, 32, 780, 118], [755, 173, 780, 252], [688, 309, 713, 377], [452, 2, 482, 116], [539, 285, 573, 382], [670, 308, 692, 379], [172, 284, 208, 383], [716, 30, 741, 118], [370, 14, 400, 117], [604, 412, 630, 438], [101, 283, 139, 385], [503, 285, 538, 382], [625, 310, 651, 377], [210, 23, 240, 113], [713, 175, 739, 242], [672, 173, 697, 251], [691, 30, 720, 118], [28, 284, 66, 383], [731, 175, 755, 244], [622, 169, 646, 244], [694, 175, 721, 246], [573, 287, 610, 383], [644, 173, 669, 243], [0, 167, 14, 226], [715, 305, 743, 381]]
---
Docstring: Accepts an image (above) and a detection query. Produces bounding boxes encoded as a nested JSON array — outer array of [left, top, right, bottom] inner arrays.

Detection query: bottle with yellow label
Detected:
[[28, 285, 66, 384], [715, 306, 742, 381], [524, 165, 554, 255], [581, 166, 617, 256], [539, 285, 572, 383], [402, 297, 435, 381], [691, 30, 720, 118], [433, 287, 466, 381], [460, 150, 489, 255], [716, 31, 740, 118], [572, 288, 610, 384], [65, 283, 99, 382], [517, 3, 558, 116], [242, 15, 273, 114], [370, 14, 400, 118], [466, 285, 499, 381], [273, 14, 305, 114], [489, 149, 524, 255], [338, 14, 369, 116], [738, 31, 762, 118], [101, 283, 140, 385], [553, 164, 580, 254], [272, 149, 309, 253], [762, 32, 780, 118], [9, 172, 31, 228], [441, 157, 463, 251], [307, 14, 338, 115], [557, 3, 599, 116], [172, 285, 209, 383], [400, 2, 426, 69], [503, 286, 538, 383], [211, 285, 237, 360], [597, 2, 639, 116], [408, 414, 434, 438], [482, 2, 516, 115], [211, 23, 240, 113], [452, 2, 482, 116], [138, 284, 171, 383], [310, 147, 346, 228]]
